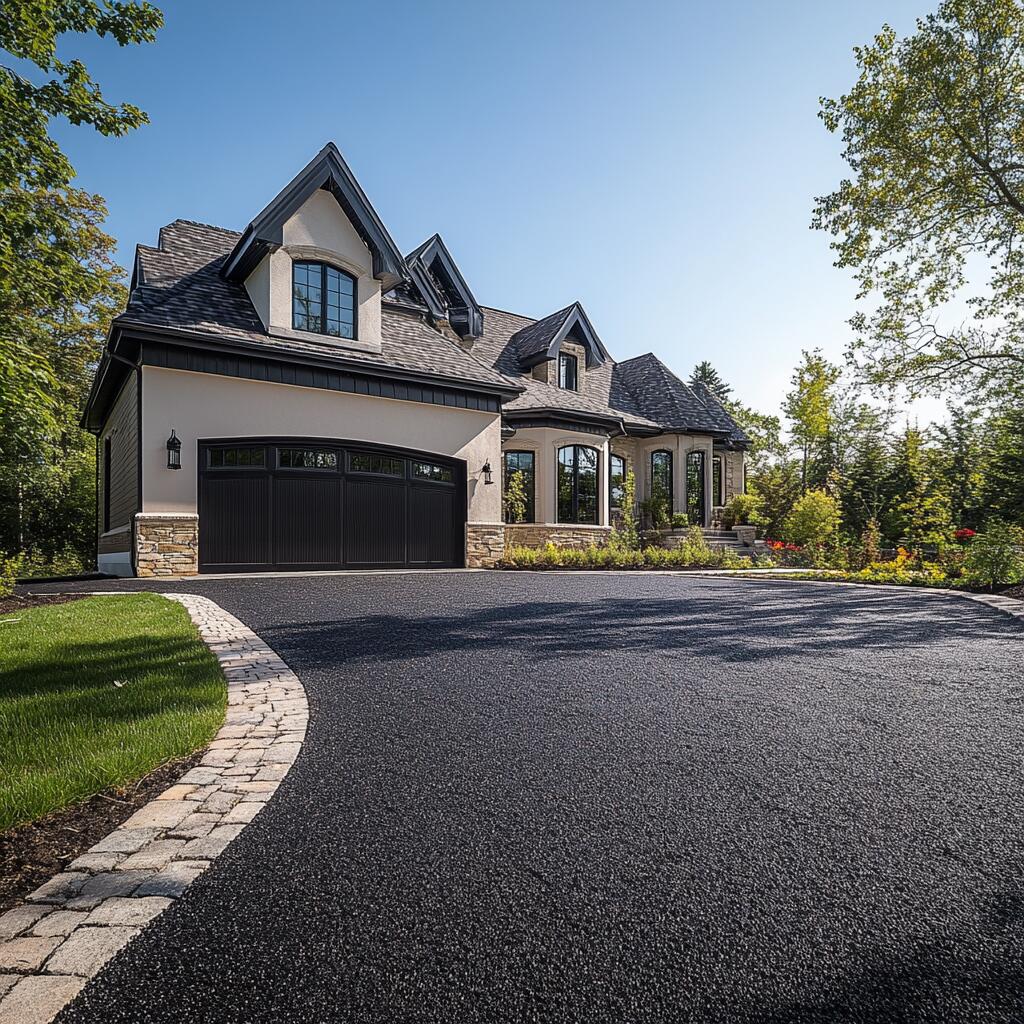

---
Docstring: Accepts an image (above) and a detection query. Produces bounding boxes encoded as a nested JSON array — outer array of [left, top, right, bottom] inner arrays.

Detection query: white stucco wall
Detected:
[[244, 189, 383, 354], [141, 366, 502, 523]]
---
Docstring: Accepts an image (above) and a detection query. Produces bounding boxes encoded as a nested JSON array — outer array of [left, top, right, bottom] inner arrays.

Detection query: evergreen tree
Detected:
[[689, 361, 733, 401]]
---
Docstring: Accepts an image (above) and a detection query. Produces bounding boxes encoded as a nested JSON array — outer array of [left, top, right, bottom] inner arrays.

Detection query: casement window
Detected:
[[609, 453, 626, 511], [557, 445, 598, 524], [292, 260, 356, 339], [650, 450, 673, 516], [503, 450, 536, 523], [558, 352, 578, 391], [713, 456, 723, 506]]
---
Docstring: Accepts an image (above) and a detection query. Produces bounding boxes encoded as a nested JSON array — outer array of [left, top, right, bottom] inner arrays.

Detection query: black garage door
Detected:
[[198, 440, 464, 573]]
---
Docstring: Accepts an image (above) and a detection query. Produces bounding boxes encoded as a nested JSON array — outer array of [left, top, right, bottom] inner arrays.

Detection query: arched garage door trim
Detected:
[[197, 436, 466, 573]]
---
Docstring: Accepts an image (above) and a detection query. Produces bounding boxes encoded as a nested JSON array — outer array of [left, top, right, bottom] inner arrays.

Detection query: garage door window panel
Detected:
[[411, 461, 454, 483], [207, 447, 266, 469], [278, 448, 338, 470], [349, 453, 404, 476]]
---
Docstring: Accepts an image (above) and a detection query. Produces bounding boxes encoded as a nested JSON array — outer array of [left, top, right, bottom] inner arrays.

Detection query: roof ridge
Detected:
[[167, 218, 242, 237]]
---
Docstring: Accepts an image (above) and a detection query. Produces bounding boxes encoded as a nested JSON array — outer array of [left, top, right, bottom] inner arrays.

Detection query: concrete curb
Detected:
[[0, 593, 308, 1024]]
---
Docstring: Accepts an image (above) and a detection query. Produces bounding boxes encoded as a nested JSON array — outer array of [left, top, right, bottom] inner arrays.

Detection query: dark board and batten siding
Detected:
[[97, 371, 138, 547], [142, 341, 501, 413]]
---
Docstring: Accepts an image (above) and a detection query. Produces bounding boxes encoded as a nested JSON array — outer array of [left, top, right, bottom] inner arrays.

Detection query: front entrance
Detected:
[[197, 439, 465, 573]]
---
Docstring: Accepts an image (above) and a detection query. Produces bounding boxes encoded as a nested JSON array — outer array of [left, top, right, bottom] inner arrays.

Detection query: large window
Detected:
[[503, 450, 535, 523], [609, 453, 626, 511], [686, 451, 706, 525], [558, 352, 578, 391], [292, 260, 356, 339], [713, 456, 723, 506], [557, 445, 598, 524], [650, 449, 673, 517]]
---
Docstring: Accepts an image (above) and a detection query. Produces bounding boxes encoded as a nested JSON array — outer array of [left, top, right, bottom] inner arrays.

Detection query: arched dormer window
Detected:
[[292, 260, 356, 339]]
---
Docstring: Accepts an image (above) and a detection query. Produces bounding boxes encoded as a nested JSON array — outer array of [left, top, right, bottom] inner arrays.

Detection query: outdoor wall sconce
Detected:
[[482, 461, 493, 484], [166, 429, 182, 470]]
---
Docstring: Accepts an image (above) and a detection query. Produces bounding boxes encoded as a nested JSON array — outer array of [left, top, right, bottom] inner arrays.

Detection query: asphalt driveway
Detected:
[[38, 573, 1024, 1023]]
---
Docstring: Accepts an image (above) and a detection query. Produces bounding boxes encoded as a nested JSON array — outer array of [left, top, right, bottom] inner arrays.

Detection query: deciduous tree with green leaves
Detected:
[[814, 0, 1024, 397], [1, 0, 162, 566], [782, 349, 841, 492]]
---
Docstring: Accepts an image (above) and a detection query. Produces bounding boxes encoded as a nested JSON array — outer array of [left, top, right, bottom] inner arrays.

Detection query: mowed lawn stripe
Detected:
[[0, 594, 225, 830]]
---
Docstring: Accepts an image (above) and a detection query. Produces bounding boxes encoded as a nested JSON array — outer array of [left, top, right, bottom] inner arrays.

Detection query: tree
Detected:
[[1, 0, 161, 415], [978, 399, 1024, 523], [887, 426, 954, 549], [689, 361, 733, 401], [0, 1, 160, 564], [748, 461, 803, 540], [935, 405, 985, 529], [814, 0, 1024, 396], [783, 349, 841, 491]]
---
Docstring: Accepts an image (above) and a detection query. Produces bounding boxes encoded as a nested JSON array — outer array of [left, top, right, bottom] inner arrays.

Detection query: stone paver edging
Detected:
[[0, 593, 308, 1024]]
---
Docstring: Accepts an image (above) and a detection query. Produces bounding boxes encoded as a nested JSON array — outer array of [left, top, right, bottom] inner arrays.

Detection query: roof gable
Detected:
[[511, 302, 609, 370], [222, 143, 408, 288], [405, 234, 483, 339]]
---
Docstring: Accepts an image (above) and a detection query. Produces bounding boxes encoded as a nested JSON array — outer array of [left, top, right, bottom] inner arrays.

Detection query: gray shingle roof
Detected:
[[612, 354, 740, 436], [123, 220, 517, 392], [117, 219, 747, 442]]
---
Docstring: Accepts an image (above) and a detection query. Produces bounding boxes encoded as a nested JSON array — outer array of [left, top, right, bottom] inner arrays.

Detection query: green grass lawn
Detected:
[[0, 594, 226, 831]]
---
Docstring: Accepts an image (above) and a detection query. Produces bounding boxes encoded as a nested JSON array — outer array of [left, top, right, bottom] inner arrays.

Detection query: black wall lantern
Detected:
[[482, 461, 493, 484], [166, 429, 182, 470]]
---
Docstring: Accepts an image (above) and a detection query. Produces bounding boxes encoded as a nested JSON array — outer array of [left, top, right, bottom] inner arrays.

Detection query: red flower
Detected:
[[955, 528, 976, 542]]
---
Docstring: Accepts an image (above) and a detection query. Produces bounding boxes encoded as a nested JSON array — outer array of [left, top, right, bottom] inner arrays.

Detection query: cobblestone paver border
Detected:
[[0, 593, 308, 1024]]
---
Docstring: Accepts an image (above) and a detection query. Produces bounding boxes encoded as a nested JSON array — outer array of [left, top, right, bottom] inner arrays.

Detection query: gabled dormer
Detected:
[[406, 234, 484, 341], [222, 143, 409, 355], [510, 302, 609, 391]]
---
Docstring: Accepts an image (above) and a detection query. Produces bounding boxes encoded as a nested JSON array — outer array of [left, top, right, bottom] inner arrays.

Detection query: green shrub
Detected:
[[613, 470, 640, 551], [963, 521, 1024, 589], [15, 546, 89, 580], [0, 553, 22, 599], [783, 490, 841, 547], [721, 493, 763, 530]]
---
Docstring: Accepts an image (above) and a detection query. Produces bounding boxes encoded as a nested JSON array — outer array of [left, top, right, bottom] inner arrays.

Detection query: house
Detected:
[[82, 143, 749, 577]]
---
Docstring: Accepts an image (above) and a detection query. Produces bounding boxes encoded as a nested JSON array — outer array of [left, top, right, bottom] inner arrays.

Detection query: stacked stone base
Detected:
[[504, 524, 613, 550], [135, 514, 199, 577], [466, 523, 505, 568]]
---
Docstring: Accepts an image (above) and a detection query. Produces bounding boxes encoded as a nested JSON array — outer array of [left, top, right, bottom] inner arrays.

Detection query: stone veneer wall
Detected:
[[504, 524, 613, 550], [135, 513, 199, 577], [466, 523, 505, 568]]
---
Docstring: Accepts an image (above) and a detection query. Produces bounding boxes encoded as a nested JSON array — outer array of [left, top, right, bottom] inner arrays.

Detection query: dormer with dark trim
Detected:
[[222, 143, 411, 357], [511, 302, 609, 375], [406, 234, 484, 341]]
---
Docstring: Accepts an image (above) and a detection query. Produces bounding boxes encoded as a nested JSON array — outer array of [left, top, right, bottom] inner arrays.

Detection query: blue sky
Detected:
[[49, 0, 935, 418]]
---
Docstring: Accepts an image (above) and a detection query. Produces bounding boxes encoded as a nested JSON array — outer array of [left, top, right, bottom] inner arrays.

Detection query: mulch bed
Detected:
[[0, 593, 85, 616], [0, 750, 206, 913]]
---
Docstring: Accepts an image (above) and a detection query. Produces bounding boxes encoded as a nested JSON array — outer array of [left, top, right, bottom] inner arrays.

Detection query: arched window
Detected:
[[557, 445, 599, 523], [650, 449, 673, 517], [292, 260, 356, 339]]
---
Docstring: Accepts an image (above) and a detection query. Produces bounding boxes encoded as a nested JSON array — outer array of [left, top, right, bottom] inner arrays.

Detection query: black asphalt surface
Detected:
[[32, 573, 1024, 1023]]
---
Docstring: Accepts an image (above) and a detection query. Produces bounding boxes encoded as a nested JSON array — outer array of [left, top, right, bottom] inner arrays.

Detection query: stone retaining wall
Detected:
[[504, 524, 613, 550], [135, 514, 199, 578]]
